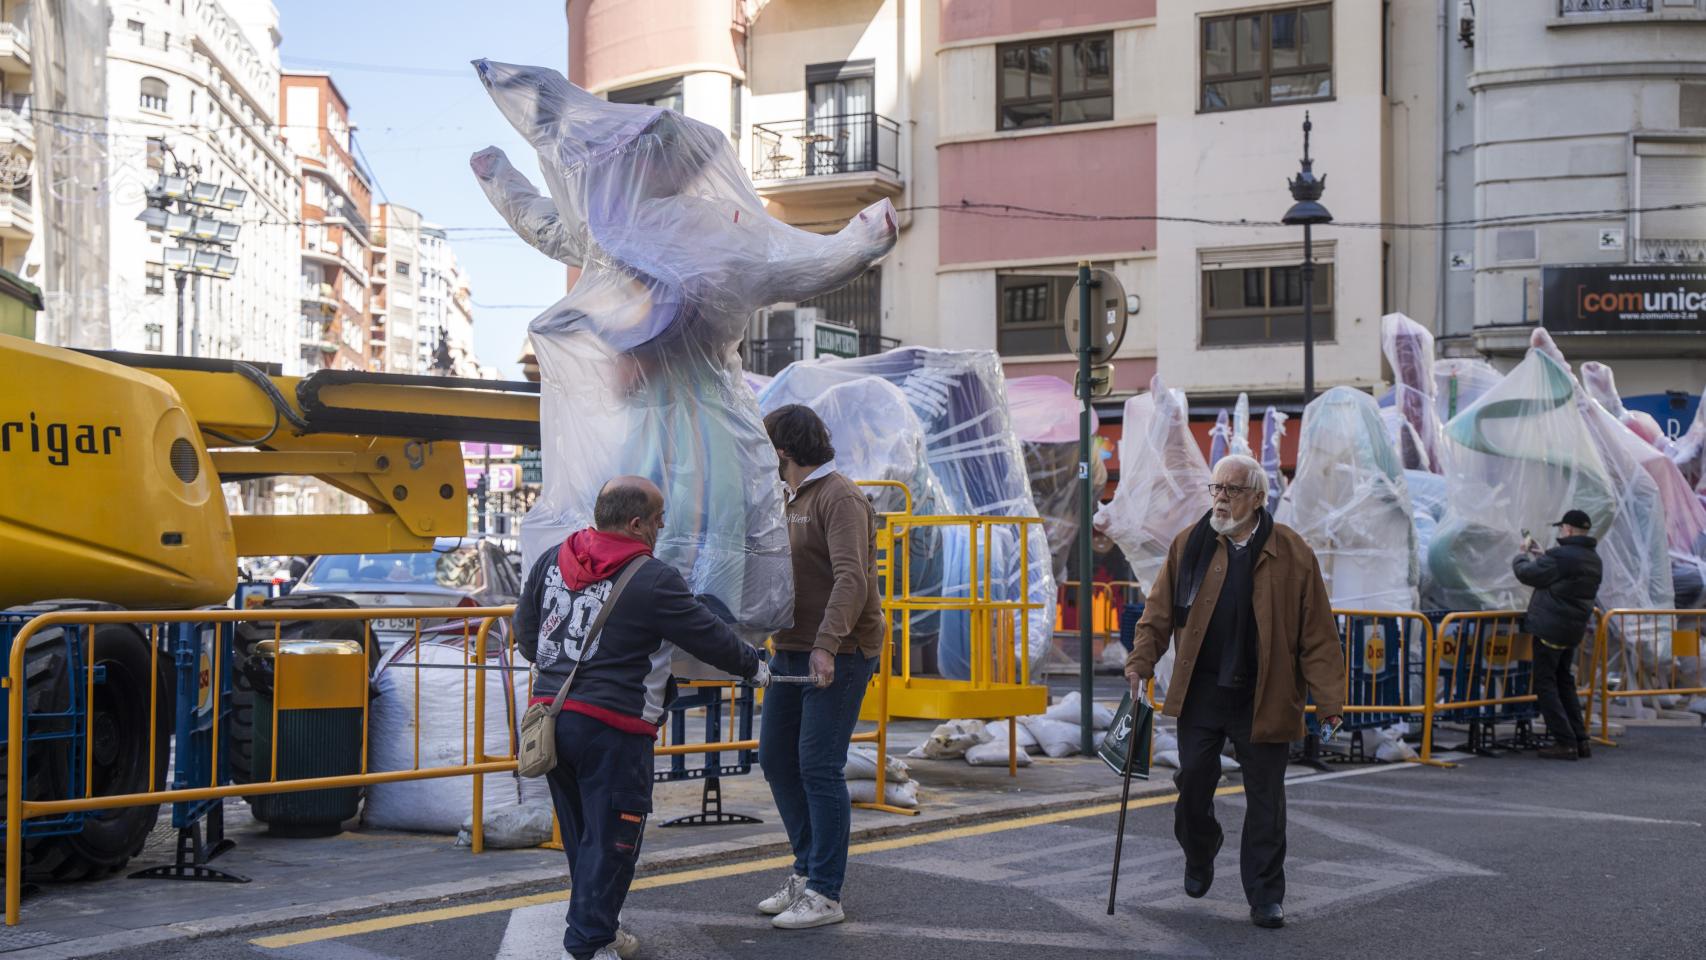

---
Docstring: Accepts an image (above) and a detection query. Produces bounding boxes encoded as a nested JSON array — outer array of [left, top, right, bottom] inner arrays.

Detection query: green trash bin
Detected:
[[249, 638, 368, 837]]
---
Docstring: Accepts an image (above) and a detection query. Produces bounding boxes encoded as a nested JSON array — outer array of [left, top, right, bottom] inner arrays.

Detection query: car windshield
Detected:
[[300, 548, 482, 591]]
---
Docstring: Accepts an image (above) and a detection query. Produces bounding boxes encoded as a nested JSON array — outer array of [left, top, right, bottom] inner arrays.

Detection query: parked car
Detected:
[[289, 537, 522, 653]]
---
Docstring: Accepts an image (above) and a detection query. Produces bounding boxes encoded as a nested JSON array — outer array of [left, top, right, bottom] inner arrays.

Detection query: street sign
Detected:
[[1075, 362, 1115, 399], [813, 321, 859, 359], [461, 442, 518, 459], [465, 463, 521, 492], [518, 448, 543, 485], [1064, 269, 1129, 358]]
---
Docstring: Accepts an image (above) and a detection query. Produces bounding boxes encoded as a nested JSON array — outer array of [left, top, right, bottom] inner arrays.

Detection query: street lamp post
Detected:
[[136, 152, 247, 357], [1282, 112, 1332, 404]]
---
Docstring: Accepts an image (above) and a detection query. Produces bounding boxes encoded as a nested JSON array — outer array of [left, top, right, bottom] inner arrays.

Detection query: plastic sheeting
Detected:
[[1433, 357, 1502, 425], [1672, 389, 1706, 493], [1429, 333, 1671, 613], [1009, 376, 1099, 582], [757, 369, 949, 639], [763, 348, 1053, 678], [365, 642, 549, 834], [1260, 406, 1289, 505], [470, 60, 896, 632], [1096, 376, 1212, 592], [1277, 387, 1419, 611], [1581, 362, 1670, 453], [1208, 396, 1253, 466], [1382, 313, 1444, 474]]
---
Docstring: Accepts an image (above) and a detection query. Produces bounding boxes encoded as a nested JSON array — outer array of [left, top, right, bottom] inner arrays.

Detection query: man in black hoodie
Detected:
[[1513, 509, 1603, 761]]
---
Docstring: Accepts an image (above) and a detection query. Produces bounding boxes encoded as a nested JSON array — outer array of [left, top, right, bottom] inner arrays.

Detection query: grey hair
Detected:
[[1214, 454, 1268, 506]]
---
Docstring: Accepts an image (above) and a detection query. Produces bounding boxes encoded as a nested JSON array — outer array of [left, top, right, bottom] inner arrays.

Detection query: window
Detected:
[[140, 77, 169, 113], [730, 79, 743, 141], [800, 266, 881, 339], [996, 33, 1112, 129], [396, 261, 410, 277], [127, 19, 144, 41], [1635, 139, 1706, 262], [144, 323, 163, 352], [807, 60, 875, 174], [608, 77, 683, 113], [145, 262, 165, 295], [997, 273, 1078, 356], [1201, 263, 1334, 346], [1200, 4, 1332, 113]]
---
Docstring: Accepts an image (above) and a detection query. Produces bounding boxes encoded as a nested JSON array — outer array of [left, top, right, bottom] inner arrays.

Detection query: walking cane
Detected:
[[1106, 694, 1146, 915]]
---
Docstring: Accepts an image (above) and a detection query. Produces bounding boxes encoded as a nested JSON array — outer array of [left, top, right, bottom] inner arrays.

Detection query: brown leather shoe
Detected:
[[1538, 743, 1578, 761]]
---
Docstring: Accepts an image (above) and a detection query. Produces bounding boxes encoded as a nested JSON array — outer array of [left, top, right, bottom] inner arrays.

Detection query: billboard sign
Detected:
[[1542, 266, 1706, 334]]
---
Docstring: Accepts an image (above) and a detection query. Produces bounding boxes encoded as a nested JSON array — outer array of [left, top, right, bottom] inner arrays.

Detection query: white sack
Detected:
[[847, 778, 920, 808]]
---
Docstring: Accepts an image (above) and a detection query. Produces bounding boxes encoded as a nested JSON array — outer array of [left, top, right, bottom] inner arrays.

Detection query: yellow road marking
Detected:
[[252, 786, 1233, 950]]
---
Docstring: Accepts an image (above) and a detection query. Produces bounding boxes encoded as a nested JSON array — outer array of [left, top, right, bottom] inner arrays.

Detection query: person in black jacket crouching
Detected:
[[1513, 509, 1603, 761]]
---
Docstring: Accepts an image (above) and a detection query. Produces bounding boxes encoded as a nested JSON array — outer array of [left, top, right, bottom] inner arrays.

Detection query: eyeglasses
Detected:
[[1206, 483, 1255, 497]]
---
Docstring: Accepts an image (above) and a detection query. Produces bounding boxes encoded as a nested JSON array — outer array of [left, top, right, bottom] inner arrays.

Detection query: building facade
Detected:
[[105, 0, 298, 366], [0, 0, 39, 285], [374, 201, 421, 374], [1439, 0, 1706, 430], [280, 70, 372, 372]]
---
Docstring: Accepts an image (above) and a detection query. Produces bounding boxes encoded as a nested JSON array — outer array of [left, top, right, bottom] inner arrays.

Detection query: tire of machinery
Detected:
[[229, 594, 375, 790], [3, 614, 171, 881]]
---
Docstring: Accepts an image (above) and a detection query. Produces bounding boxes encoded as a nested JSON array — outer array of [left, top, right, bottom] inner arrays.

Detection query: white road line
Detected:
[[1288, 797, 1702, 827], [494, 903, 563, 960]]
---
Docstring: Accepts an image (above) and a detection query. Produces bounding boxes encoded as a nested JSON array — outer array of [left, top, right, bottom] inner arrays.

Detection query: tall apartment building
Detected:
[[414, 223, 481, 376], [280, 70, 373, 372], [105, 0, 298, 366], [0, 0, 39, 285], [374, 201, 421, 374]]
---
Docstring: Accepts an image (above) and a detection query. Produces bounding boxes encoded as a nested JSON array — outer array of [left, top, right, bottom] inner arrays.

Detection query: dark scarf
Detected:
[[1172, 506, 1273, 621]]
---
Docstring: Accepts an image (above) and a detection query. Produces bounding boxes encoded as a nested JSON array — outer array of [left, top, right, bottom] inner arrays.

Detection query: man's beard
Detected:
[[1210, 508, 1255, 536]]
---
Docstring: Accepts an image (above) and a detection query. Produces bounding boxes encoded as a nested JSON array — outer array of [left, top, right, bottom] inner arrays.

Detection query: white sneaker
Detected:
[[757, 873, 808, 915], [771, 889, 845, 930], [562, 948, 620, 960], [612, 926, 640, 959]]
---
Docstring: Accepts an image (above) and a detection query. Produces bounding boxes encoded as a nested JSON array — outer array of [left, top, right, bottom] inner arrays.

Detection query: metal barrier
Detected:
[[4, 606, 517, 925], [1590, 608, 1706, 743], [1056, 580, 1143, 662], [1430, 611, 1599, 756]]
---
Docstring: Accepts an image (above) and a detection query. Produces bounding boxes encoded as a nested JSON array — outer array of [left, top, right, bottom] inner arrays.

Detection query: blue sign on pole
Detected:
[[1623, 392, 1700, 442]]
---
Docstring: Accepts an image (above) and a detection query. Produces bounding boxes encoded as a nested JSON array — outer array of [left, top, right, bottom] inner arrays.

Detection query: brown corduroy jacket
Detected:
[[771, 468, 886, 657], [1125, 519, 1345, 743]]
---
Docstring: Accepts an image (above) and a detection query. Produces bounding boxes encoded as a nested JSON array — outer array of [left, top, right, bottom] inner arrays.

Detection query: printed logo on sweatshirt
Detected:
[[536, 565, 613, 666]]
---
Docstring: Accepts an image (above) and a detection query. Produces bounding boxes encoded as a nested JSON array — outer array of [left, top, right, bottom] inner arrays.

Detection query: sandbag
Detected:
[[364, 641, 551, 834], [1018, 715, 1082, 758], [965, 737, 1031, 767], [1044, 691, 1115, 729], [456, 802, 554, 849], [844, 745, 910, 783], [846, 778, 920, 808], [906, 719, 991, 760]]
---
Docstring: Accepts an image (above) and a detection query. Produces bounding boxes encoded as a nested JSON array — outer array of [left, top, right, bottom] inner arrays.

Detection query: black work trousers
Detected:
[[1172, 681, 1291, 907], [1532, 641, 1588, 745], [544, 710, 654, 960]]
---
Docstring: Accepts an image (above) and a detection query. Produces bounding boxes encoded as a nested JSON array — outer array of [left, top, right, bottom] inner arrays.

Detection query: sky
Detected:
[[277, 0, 569, 379]]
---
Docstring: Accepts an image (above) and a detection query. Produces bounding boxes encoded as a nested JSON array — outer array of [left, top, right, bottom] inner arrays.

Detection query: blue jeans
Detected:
[[759, 649, 877, 903]]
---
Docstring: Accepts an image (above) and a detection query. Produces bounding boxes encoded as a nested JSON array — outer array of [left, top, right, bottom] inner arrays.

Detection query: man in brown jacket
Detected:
[[1124, 454, 1344, 930], [756, 404, 886, 931]]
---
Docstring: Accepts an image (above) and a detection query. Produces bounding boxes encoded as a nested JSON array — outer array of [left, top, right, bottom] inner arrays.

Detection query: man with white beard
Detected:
[[1123, 454, 1345, 929]]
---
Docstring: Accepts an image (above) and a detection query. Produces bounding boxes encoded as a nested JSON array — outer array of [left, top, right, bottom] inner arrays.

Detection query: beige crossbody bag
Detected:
[[517, 557, 644, 778]]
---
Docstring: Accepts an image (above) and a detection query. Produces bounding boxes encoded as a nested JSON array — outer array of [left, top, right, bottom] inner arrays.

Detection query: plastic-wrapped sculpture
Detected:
[[1208, 408, 1231, 467], [1433, 357, 1502, 425], [1429, 330, 1671, 613], [1671, 391, 1706, 493], [765, 348, 1052, 678], [1260, 405, 1289, 505], [1007, 375, 1099, 583], [1381, 313, 1444, 474], [468, 60, 896, 631], [1095, 375, 1212, 592], [1581, 362, 1670, 453], [1277, 387, 1418, 611], [1207, 394, 1253, 467], [758, 367, 949, 642]]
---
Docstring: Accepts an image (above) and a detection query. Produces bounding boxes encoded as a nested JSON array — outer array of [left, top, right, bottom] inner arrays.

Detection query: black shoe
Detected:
[[1577, 740, 1592, 759], [1538, 743, 1578, 761], [1250, 903, 1285, 928], [1183, 833, 1223, 899]]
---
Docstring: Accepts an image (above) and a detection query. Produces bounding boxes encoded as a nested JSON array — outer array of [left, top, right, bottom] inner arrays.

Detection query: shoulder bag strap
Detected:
[[546, 555, 647, 717]]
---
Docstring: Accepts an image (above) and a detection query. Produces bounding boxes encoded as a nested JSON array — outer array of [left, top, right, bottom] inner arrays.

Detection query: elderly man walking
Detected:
[[1124, 454, 1345, 929]]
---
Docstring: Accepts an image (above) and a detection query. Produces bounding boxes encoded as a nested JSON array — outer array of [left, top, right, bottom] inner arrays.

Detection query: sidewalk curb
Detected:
[[14, 779, 1166, 960]]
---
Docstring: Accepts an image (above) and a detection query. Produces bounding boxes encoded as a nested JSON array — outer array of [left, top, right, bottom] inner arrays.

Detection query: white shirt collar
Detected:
[[787, 460, 837, 502]]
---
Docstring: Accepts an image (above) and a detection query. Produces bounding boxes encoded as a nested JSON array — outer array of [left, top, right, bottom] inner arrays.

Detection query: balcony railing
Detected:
[[1560, 0, 1652, 13], [751, 113, 900, 182], [1635, 237, 1706, 264]]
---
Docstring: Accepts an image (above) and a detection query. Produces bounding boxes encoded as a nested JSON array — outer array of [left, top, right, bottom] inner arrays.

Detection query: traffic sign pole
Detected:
[[1076, 261, 1095, 756]]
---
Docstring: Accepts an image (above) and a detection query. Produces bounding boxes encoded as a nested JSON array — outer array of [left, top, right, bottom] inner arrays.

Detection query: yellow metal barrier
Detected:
[[1431, 610, 1601, 752], [5, 605, 517, 926], [1590, 608, 1706, 744]]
